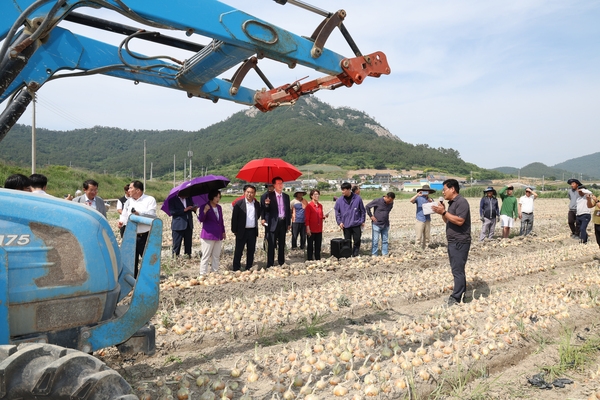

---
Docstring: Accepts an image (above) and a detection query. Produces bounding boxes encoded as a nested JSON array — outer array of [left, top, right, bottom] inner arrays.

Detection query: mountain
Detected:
[[0, 96, 501, 179], [492, 162, 597, 181], [493, 166, 519, 175], [553, 152, 600, 180]]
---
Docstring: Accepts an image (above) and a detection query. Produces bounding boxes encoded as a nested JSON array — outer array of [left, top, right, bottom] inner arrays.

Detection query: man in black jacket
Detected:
[[262, 177, 291, 268], [479, 187, 499, 241], [168, 190, 197, 258], [232, 185, 261, 271]]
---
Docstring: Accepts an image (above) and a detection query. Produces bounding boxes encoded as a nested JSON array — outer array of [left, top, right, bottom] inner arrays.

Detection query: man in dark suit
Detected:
[[262, 177, 291, 268], [260, 183, 275, 251], [232, 185, 261, 271], [168, 191, 197, 258]]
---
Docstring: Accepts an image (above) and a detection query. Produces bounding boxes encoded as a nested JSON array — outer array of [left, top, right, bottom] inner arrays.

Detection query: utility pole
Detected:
[[173, 155, 176, 187], [143, 140, 147, 189], [150, 162, 153, 181], [188, 144, 193, 179], [31, 92, 36, 173], [183, 160, 186, 181], [542, 175, 545, 191]]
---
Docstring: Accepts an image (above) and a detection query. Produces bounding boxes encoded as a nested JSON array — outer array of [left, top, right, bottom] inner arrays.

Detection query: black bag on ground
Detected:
[[330, 238, 352, 258]]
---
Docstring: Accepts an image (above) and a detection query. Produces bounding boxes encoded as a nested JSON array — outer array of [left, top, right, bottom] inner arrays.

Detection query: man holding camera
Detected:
[[119, 180, 157, 277], [410, 184, 435, 249]]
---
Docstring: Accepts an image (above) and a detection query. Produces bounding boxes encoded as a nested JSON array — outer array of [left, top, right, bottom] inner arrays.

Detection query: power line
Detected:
[[35, 95, 90, 129]]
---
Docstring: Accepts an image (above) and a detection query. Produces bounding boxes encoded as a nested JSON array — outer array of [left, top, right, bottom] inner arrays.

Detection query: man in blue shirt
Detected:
[[410, 184, 435, 249]]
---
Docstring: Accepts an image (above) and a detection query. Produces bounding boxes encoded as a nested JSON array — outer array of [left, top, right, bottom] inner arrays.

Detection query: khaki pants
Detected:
[[415, 220, 431, 249]]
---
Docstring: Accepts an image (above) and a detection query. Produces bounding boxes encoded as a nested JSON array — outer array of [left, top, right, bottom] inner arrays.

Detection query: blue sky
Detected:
[[7, 0, 600, 169]]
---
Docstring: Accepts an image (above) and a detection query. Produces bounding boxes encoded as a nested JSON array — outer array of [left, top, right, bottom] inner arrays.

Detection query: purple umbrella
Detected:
[[161, 175, 229, 216]]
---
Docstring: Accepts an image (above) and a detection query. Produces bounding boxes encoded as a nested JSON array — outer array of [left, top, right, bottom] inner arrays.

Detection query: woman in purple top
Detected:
[[198, 190, 226, 275]]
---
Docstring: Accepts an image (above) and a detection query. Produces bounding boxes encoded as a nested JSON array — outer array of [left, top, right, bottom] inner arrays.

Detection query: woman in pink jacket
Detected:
[[198, 190, 226, 275]]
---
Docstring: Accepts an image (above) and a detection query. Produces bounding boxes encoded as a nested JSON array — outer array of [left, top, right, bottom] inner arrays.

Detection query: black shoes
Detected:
[[446, 296, 459, 307]]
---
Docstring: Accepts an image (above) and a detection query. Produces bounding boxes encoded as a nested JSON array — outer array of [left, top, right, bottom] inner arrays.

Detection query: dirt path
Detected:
[[101, 198, 600, 399]]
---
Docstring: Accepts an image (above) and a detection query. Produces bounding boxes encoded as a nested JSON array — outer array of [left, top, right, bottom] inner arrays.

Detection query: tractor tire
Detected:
[[0, 343, 138, 400]]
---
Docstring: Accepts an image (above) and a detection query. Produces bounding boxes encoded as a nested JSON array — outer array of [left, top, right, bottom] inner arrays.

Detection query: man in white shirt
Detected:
[[518, 187, 538, 236], [231, 185, 261, 271], [576, 185, 593, 244], [119, 180, 157, 277], [116, 184, 130, 237], [72, 179, 107, 218]]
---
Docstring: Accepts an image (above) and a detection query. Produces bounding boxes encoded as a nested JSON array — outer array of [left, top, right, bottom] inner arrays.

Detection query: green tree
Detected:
[[317, 181, 330, 191]]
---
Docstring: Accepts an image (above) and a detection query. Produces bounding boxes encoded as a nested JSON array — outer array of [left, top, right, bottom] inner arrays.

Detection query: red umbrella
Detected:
[[236, 158, 302, 183]]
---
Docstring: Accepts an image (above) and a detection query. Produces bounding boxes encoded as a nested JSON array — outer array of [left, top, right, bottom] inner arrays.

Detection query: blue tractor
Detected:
[[0, 1, 389, 398], [0, 189, 161, 399]]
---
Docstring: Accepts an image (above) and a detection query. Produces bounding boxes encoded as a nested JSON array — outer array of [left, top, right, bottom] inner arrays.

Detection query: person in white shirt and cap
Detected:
[[576, 185, 593, 244], [518, 187, 538, 236]]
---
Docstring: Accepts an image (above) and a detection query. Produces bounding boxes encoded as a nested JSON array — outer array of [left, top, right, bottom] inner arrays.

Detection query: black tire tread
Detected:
[[0, 343, 137, 399]]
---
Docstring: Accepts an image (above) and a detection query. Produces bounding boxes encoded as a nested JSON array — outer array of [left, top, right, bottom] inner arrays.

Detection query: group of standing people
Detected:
[[229, 178, 331, 272], [198, 179, 398, 275], [482, 185, 538, 240], [474, 179, 599, 245], [567, 178, 599, 246]]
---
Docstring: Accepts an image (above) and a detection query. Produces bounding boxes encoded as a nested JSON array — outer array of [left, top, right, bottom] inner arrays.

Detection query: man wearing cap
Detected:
[[479, 187, 499, 241], [567, 179, 582, 238], [518, 187, 538, 236], [290, 190, 308, 250], [499, 185, 518, 239], [410, 184, 435, 249], [366, 192, 395, 256], [576, 185, 593, 244]]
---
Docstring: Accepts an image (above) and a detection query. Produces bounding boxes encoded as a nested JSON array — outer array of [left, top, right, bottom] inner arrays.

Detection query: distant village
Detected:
[[225, 172, 496, 194]]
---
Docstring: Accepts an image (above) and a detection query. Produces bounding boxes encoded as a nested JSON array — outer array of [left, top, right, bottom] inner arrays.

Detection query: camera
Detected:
[[131, 208, 136, 213]]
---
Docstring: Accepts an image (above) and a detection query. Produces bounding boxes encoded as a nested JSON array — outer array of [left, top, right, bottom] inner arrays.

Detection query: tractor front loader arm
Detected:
[[0, 0, 390, 139]]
